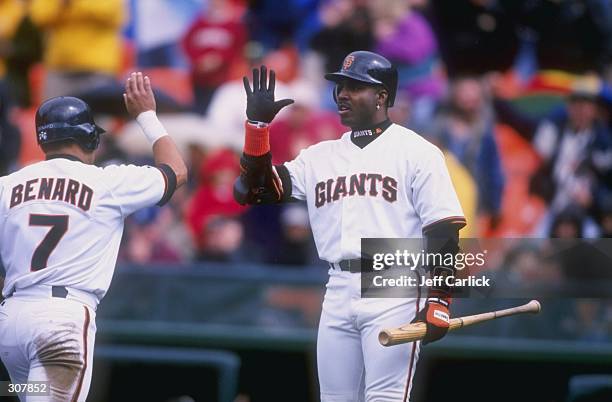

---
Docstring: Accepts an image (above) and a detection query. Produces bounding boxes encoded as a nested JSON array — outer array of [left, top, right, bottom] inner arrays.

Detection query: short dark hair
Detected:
[[40, 139, 93, 154]]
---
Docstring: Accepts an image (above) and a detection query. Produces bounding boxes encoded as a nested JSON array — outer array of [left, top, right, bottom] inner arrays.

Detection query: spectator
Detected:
[[4, 10, 43, 107], [0, 0, 25, 80], [269, 99, 345, 164], [240, 202, 286, 265], [595, 195, 612, 238], [310, 0, 373, 75], [371, 0, 446, 130], [246, 0, 321, 52], [517, 0, 612, 75], [196, 215, 246, 262], [182, 0, 247, 114], [503, 243, 562, 288], [0, 0, 41, 109], [428, 75, 505, 221], [122, 207, 184, 264], [206, 49, 293, 151], [548, 206, 612, 282], [186, 148, 247, 253], [443, 150, 479, 237], [549, 206, 585, 239], [273, 204, 318, 266], [0, 81, 20, 175], [561, 300, 609, 342], [530, 76, 612, 220], [163, 184, 198, 261], [131, 0, 202, 68], [429, 0, 519, 76], [30, 0, 125, 98]]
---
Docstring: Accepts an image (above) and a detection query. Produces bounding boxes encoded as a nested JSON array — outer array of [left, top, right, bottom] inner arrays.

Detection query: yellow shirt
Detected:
[[444, 151, 478, 238], [30, 0, 125, 74], [0, 0, 25, 77]]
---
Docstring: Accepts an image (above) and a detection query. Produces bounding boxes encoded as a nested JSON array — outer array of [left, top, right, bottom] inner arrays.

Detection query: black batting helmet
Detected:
[[36, 96, 105, 152], [325, 51, 398, 107]]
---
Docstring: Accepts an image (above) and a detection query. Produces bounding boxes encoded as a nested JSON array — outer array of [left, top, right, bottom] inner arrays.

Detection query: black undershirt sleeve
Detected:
[[275, 164, 294, 202], [156, 164, 177, 206], [234, 153, 294, 204], [423, 221, 462, 295]]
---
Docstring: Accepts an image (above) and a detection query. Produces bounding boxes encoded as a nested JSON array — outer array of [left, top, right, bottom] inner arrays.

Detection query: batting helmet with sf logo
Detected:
[[325, 51, 398, 107]]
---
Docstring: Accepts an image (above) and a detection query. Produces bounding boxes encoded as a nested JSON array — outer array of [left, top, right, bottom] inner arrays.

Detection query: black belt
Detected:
[[330, 259, 370, 273], [6, 285, 68, 299], [51, 286, 68, 298]]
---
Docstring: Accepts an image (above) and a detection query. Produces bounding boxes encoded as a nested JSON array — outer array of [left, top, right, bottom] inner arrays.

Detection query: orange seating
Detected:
[[486, 124, 546, 237], [140, 67, 194, 105]]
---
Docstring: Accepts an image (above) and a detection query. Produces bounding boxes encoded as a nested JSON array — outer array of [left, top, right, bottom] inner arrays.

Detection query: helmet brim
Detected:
[[324, 71, 383, 86]]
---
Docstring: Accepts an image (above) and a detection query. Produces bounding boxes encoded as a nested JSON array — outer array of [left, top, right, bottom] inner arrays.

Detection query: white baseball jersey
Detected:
[[0, 155, 168, 304], [285, 123, 466, 401], [284, 123, 466, 263]]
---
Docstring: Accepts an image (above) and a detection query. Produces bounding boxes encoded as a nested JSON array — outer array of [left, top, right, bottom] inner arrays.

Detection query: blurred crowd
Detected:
[[0, 0, 611, 339]]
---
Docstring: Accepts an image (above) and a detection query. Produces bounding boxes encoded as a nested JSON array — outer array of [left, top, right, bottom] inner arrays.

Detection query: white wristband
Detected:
[[136, 110, 168, 145]]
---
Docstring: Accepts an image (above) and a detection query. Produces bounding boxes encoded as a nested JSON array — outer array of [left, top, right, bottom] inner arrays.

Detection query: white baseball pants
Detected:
[[0, 290, 96, 402], [318, 268, 423, 402]]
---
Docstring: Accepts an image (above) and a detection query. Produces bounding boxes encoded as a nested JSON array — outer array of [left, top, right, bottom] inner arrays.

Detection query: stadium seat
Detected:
[[142, 67, 194, 106]]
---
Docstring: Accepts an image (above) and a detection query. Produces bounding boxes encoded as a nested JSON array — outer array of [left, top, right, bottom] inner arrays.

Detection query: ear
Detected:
[[377, 88, 389, 107]]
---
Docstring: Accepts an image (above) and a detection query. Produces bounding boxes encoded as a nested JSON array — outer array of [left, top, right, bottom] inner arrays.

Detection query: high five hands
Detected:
[[124, 72, 156, 118], [243, 65, 294, 123]]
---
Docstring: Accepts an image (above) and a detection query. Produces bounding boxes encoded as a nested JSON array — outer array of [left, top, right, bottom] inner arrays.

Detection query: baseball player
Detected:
[[235, 51, 466, 401], [0, 72, 187, 401]]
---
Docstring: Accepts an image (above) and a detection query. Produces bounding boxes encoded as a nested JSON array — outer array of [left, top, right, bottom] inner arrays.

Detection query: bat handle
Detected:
[[379, 322, 427, 346]]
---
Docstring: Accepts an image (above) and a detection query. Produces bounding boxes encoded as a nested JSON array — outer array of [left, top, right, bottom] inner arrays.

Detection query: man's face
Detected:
[[567, 97, 598, 132], [334, 79, 383, 128], [451, 78, 483, 116]]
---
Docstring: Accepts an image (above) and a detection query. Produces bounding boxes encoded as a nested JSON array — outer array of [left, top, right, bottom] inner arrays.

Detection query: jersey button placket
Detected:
[[344, 148, 362, 302]]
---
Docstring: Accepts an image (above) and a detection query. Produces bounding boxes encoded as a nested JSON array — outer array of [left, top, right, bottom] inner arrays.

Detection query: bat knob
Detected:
[[528, 300, 542, 314], [379, 331, 392, 346]]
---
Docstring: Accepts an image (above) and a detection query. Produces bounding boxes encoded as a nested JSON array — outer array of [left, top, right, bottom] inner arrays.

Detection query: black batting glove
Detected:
[[243, 65, 294, 123]]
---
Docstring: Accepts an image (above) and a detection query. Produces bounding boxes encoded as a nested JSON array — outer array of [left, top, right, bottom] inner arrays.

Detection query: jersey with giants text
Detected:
[[284, 124, 465, 263], [0, 156, 167, 303]]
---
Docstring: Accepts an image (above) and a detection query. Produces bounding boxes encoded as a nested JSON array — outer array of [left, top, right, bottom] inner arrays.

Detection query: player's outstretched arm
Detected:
[[234, 65, 294, 205], [123, 72, 188, 188]]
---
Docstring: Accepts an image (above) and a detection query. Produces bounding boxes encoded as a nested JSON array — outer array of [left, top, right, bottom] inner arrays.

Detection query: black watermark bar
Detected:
[[360, 238, 612, 298]]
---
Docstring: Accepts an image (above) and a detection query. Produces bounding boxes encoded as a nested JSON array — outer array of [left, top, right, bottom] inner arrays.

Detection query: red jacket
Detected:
[[181, 15, 247, 86]]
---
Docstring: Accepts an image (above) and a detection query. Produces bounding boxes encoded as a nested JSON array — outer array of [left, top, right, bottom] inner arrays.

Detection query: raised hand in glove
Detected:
[[412, 294, 451, 345], [243, 65, 294, 123]]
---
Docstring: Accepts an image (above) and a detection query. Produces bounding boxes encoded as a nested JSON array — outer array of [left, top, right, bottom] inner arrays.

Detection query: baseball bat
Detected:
[[379, 299, 541, 347]]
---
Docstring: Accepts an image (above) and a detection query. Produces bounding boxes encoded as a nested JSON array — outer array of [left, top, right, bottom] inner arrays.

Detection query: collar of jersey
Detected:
[[45, 154, 84, 163], [350, 119, 393, 149]]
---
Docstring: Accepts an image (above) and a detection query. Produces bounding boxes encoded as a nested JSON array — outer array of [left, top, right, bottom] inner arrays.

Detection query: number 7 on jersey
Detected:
[[29, 214, 69, 271]]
